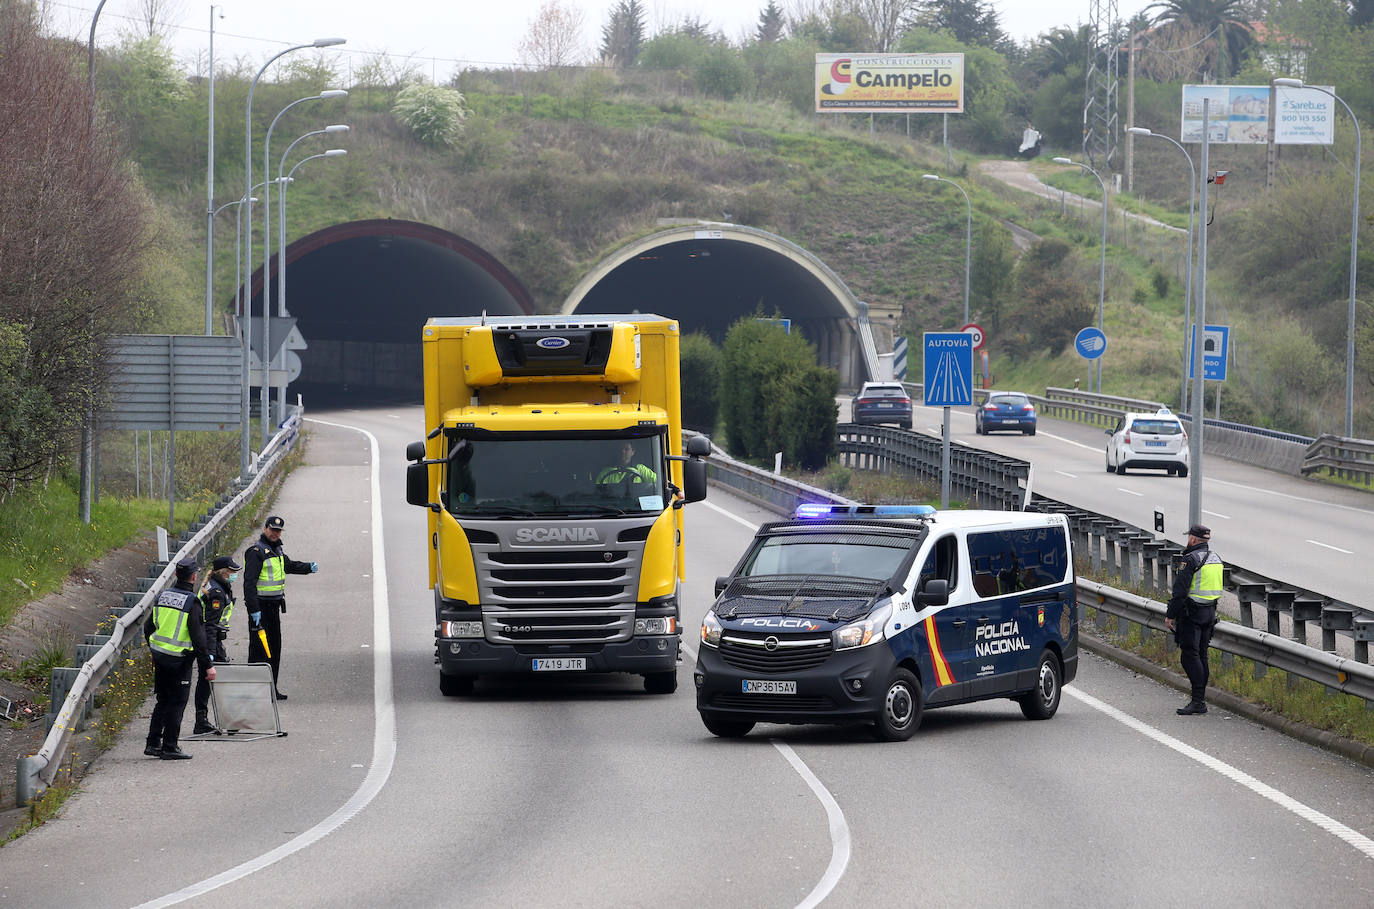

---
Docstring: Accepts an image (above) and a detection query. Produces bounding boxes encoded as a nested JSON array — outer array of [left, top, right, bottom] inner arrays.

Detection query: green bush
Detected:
[[679, 333, 722, 433], [392, 82, 469, 147]]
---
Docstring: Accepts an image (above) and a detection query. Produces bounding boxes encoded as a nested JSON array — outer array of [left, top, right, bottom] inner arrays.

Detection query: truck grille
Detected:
[[719, 634, 832, 673]]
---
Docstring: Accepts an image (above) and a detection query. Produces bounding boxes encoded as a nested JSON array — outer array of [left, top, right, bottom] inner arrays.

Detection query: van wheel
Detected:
[[644, 670, 677, 694], [1018, 651, 1062, 720], [439, 672, 474, 697], [702, 716, 754, 738], [871, 668, 923, 741]]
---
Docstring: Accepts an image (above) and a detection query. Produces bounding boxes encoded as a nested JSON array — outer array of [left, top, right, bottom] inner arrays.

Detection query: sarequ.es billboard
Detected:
[[1180, 84, 1334, 144], [815, 53, 965, 113]]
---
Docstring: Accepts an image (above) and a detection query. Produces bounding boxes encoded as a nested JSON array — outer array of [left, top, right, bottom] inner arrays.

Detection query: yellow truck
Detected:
[[405, 315, 709, 696]]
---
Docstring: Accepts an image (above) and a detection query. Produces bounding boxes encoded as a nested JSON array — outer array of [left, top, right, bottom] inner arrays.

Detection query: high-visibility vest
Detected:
[[255, 544, 286, 597], [597, 463, 656, 485], [149, 587, 196, 657], [1189, 550, 1224, 603], [204, 578, 234, 628]]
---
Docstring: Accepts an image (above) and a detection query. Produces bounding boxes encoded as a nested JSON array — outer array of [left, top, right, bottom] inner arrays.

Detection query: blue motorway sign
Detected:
[[1074, 327, 1107, 360], [923, 332, 973, 407], [1188, 324, 1230, 381]]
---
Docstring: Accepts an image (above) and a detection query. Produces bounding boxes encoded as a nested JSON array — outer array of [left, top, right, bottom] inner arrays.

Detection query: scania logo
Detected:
[[513, 527, 600, 543], [536, 336, 571, 350], [764, 636, 780, 651]]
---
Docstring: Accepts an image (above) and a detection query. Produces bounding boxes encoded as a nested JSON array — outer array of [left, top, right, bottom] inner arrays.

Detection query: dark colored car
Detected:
[[975, 391, 1037, 435], [851, 382, 913, 429]]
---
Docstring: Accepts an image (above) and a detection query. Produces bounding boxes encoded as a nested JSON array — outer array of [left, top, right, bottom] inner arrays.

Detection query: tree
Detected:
[[969, 221, 1016, 335], [680, 333, 723, 432], [600, 0, 646, 68], [392, 82, 469, 147], [908, 0, 1006, 49], [518, 0, 586, 69], [853, 0, 918, 52], [1146, 0, 1256, 79], [1007, 241, 1093, 357], [757, 1, 786, 42], [130, 0, 185, 40]]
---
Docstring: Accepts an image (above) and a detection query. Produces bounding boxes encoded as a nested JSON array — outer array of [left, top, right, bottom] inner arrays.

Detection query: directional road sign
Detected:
[[1188, 324, 1230, 381], [923, 332, 973, 407], [1075, 327, 1107, 360]]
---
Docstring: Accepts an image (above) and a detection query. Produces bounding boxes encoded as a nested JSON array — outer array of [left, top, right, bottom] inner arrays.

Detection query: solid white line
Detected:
[[1208, 476, 1374, 516], [1036, 430, 1100, 452], [138, 418, 396, 908], [1054, 470, 1079, 479], [1307, 539, 1354, 554], [1066, 688, 1374, 861], [1202, 509, 1232, 520], [702, 498, 760, 531], [1117, 487, 1144, 497]]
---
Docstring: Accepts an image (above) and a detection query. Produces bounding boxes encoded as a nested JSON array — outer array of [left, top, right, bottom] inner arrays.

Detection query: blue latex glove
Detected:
[[250, 611, 262, 627], [310, 562, 319, 573]]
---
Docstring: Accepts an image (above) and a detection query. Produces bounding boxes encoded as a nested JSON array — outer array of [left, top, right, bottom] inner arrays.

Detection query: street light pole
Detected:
[[922, 174, 972, 325], [245, 37, 344, 462], [204, 5, 223, 335], [1274, 78, 1362, 438], [1128, 127, 1197, 413], [1053, 157, 1109, 393]]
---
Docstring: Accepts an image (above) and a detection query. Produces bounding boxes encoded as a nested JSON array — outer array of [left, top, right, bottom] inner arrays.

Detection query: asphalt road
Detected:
[[4, 406, 1374, 908]]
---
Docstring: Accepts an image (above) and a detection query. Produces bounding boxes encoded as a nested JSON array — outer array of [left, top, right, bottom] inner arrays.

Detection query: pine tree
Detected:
[[756, 1, 785, 43], [600, 0, 646, 68]]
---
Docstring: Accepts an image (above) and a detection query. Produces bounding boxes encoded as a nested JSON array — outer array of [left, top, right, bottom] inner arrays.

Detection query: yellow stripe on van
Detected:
[[924, 615, 956, 687]]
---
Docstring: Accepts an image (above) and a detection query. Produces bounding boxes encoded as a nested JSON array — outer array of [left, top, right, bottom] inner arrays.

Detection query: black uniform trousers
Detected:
[[147, 651, 195, 751], [248, 599, 284, 686], [1176, 603, 1218, 702], [194, 630, 228, 720]]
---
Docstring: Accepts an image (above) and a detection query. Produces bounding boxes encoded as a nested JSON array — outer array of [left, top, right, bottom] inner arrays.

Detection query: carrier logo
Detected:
[[739, 617, 821, 631], [974, 619, 1029, 657], [513, 527, 600, 543], [536, 336, 571, 349]]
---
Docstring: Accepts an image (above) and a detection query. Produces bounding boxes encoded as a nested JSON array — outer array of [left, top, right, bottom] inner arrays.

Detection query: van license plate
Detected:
[[532, 658, 586, 672], [742, 679, 796, 694]]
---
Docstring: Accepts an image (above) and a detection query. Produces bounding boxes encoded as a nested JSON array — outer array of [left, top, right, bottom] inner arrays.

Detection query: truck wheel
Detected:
[[1018, 650, 1062, 720], [871, 668, 923, 741], [702, 716, 754, 738], [439, 672, 474, 697], [643, 670, 677, 694]]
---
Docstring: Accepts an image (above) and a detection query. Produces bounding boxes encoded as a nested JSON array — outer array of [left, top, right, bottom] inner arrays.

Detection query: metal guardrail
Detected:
[[1304, 434, 1374, 485], [14, 408, 304, 806], [836, 423, 1027, 510]]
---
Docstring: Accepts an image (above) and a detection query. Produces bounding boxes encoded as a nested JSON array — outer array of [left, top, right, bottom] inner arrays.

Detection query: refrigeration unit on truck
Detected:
[[405, 315, 710, 696]]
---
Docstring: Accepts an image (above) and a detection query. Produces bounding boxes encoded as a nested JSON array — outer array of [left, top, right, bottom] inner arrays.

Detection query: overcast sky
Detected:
[[42, 1, 1155, 79]]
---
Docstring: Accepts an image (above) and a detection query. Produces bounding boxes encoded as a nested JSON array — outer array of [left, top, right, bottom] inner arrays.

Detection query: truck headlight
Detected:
[[634, 617, 676, 635], [439, 620, 483, 638], [833, 603, 892, 651], [701, 610, 723, 648]]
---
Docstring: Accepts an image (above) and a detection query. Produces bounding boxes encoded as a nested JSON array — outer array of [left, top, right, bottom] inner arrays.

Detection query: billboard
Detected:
[[1180, 84, 1335, 144], [815, 53, 964, 113]]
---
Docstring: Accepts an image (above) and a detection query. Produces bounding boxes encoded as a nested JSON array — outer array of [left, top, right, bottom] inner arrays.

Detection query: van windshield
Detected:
[[741, 536, 914, 583]]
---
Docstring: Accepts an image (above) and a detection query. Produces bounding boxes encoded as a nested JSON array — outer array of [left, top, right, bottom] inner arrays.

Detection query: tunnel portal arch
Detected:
[[561, 224, 869, 387], [240, 218, 533, 405]]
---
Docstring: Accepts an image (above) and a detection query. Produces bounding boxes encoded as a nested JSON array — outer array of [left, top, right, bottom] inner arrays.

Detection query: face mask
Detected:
[[229, 573, 239, 583]]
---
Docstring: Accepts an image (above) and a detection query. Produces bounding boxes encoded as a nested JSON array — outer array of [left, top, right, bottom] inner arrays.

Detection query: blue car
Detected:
[[975, 391, 1036, 435]]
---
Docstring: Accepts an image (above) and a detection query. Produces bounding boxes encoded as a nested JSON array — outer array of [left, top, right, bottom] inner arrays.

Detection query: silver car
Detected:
[[1105, 409, 1189, 477]]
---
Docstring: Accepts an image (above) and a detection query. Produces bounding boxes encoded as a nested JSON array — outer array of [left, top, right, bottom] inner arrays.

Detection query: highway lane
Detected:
[[4, 405, 1374, 907]]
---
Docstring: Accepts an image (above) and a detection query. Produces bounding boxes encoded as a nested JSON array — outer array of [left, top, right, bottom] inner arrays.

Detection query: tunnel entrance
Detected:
[[562, 224, 871, 387], [241, 219, 533, 406]]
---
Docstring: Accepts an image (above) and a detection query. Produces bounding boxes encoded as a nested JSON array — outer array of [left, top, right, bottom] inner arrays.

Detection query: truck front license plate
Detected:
[[532, 658, 586, 672], [742, 679, 796, 694]]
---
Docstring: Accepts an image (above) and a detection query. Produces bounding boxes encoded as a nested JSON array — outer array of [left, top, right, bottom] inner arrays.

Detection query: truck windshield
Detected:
[[444, 433, 668, 517]]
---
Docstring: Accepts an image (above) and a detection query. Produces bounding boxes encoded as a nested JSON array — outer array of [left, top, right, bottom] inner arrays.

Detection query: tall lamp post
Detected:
[[1274, 78, 1362, 438], [261, 89, 347, 441], [922, 174, 972, 325], [204, 5, 223, 335], [1128, 127, 1197, 413], [1053, 157, 1109, 393], [244, 37, 344, 464], [275, 146, 348, 423], [233, 180, 285, 477]]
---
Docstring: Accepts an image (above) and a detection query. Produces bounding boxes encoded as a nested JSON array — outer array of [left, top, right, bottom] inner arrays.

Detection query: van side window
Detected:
[[967, 527, 1069, 598], [917, 535, 958, 593]]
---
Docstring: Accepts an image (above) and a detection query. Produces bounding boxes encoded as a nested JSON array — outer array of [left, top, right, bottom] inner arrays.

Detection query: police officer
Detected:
[[144, 558, 216, 759], [1166, 524, 1223, 716], [193, 555, 239, 735], [244, 515, 317, 700]]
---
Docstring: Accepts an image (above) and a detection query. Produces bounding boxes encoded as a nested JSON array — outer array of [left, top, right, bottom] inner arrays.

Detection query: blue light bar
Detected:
[[793, 504, 936, 519]]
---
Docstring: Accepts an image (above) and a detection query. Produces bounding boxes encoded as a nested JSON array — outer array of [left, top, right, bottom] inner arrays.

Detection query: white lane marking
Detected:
[[1207, 476, 1374, 515], [687, 500, 850, 909], [1036, 429, 1100, 452], [139, 418, 396, 908], [1117, 488, 1144, 497], [1054, 470, 1079, 479], [1066, 688, 1374, 861], [1308, 540, 1354, 554], [1202, 509, 1231, 520]]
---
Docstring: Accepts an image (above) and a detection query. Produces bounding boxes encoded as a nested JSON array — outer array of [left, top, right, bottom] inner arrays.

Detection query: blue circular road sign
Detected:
[[1075, 327, 1107, 360]]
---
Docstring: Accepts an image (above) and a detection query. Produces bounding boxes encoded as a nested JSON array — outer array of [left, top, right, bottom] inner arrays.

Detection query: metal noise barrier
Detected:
[[14, 408, 304, 807]]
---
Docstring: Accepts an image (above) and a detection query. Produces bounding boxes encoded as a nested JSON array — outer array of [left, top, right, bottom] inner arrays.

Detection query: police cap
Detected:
[[174, 557, 198, 578], [1186, 524, 1211, 540], [265, 515, 285, 530], [212, 555, 242, 571]]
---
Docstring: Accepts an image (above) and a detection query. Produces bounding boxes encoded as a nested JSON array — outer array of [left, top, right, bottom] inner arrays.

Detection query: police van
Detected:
[[694, 505, 1078, 741]]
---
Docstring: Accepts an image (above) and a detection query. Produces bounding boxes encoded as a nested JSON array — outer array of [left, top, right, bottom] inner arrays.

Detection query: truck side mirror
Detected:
[[685, 435, 711, 457], [406, 440, 426, 461], [406, 462, 432, 508], [682, 457, 707, 503]]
